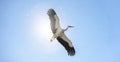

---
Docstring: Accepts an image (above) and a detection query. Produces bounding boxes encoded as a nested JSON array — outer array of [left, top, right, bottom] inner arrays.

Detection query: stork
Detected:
[[47, 8, 75, 56]]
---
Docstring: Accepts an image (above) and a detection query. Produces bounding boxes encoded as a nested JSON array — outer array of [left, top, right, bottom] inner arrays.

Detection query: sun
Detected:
[[32, 17, 52, 39], [39, 21, 52, 39], [31, 16, 62, 54]]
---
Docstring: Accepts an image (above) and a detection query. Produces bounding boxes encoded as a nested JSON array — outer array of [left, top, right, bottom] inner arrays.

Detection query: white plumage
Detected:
[[47, 8, 75, 56]]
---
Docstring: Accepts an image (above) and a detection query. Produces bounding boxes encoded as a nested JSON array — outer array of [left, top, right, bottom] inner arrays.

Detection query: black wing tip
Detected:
[[47, 8, 56, 16], [68, 47, 75, 56], [57, 37, 75, 56]]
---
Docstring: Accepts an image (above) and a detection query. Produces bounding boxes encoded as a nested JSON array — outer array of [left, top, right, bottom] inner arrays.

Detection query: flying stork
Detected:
[[47, 8, 75, 56]]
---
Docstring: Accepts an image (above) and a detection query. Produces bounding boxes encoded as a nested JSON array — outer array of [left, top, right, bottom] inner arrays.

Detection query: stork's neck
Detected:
[[63, 26, 70, 31], [63, 26, 74, 32]]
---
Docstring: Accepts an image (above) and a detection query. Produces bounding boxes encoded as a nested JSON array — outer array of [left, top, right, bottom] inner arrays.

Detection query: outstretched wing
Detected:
[[47, 9, 61, 34], [57, 33, 75, 56]]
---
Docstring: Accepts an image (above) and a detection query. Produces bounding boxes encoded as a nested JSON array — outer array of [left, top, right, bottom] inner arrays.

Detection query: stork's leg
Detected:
[[50, 34, 57, 42]]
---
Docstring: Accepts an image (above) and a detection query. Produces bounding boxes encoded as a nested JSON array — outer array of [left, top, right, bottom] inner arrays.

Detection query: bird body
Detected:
[[47, 8, 75, 56]]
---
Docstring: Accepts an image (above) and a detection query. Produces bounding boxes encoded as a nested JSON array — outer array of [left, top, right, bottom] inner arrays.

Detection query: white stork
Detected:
[[47, 8, 75, 56]]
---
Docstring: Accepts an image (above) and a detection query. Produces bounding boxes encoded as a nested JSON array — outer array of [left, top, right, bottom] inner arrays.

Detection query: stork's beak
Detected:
[[68, 26, 74, 28]]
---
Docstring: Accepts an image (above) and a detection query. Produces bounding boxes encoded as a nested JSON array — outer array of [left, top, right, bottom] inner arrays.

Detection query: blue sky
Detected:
[[0, 0, 120, 62]]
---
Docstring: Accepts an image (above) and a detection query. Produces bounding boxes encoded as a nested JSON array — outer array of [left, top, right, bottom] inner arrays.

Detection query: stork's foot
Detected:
[[50, 39, 53, 42], [50, 34, 57, 42]]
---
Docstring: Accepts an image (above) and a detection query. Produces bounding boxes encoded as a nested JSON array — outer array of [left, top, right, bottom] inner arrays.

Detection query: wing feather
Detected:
[[47, 9, 61, 34]]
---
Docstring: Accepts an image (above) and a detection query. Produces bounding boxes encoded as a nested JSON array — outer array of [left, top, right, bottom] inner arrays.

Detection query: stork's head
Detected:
[[47, 8, 56, 16]]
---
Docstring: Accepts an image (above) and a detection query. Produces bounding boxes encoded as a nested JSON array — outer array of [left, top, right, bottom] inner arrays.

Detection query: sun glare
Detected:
[[32, 15, 52, 39], [39, 21, 52, 39]]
